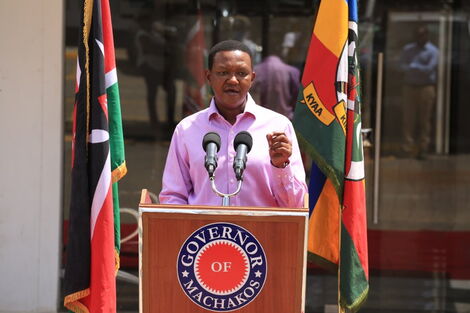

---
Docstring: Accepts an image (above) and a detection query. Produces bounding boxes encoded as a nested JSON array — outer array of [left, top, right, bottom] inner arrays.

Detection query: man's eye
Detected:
[[237, 72, 247, 77], [217, 71, 228, 76]]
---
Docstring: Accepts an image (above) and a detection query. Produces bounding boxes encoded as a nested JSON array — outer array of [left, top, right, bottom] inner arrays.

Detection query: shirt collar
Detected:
[[207, 93, 258, 121]]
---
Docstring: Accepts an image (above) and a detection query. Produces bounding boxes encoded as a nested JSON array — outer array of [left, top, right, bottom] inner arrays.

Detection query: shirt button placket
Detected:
[[227, 128, 236, 193]]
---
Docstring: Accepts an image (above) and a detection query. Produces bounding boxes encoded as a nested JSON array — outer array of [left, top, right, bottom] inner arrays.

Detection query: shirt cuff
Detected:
[[271, 162, 294, 185]]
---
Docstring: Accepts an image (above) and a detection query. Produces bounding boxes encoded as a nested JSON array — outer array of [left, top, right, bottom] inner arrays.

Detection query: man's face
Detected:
[[206, 50, 255, 112], [415, 27, 429, 47]]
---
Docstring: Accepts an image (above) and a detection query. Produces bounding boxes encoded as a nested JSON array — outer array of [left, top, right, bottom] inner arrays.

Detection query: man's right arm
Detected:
[[399, 45, 412, 72], [159, 128, 192, 204]]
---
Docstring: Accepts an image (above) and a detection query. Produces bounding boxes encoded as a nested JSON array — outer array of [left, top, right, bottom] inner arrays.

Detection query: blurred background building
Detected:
[[1, 0, 470, 312]]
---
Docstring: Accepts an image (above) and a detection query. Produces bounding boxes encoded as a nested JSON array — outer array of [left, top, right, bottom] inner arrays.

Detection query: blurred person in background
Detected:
[[399, 24, 438, 158], [250, 43, 300, 121], [135, 14, 178, 130]]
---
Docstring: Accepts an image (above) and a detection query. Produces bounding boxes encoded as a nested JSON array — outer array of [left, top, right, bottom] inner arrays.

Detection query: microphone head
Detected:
[[234, 131, 253, 153], [202, 132, 221, 152]]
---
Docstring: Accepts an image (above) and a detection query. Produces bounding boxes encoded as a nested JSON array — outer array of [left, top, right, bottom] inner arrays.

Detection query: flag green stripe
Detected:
[[339, 223, 368, 312], [112, 183, 121, 253], [294, 93, 345, 201], [296, 131, 344, 203], [107, 82, 125, 171], [107, 82, 125, 256], [307, 252, 338, 273]]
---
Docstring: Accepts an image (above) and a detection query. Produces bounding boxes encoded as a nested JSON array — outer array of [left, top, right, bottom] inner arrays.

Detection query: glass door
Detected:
[[363, 2, 470, 312]]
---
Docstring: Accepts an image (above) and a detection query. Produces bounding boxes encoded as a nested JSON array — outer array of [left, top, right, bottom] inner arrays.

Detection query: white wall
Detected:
[[0, 0, 63, 312]]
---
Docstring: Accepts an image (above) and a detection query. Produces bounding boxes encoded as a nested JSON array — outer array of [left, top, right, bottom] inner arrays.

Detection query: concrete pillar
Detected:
[[0, 0, 64, 312]]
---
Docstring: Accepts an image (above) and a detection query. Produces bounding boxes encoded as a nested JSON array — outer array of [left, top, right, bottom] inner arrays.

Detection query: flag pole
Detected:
[[338, 203, 342, 313]]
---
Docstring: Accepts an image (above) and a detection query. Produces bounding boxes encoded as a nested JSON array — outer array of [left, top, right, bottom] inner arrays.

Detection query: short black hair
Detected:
[[208, 40, 253, 70]]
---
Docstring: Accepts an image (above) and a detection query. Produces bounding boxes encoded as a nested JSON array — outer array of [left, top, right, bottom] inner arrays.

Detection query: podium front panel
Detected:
[[139, 205, 308, 313]]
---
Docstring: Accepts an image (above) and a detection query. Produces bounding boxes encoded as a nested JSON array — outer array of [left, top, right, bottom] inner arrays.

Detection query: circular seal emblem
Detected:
[[177, 222, 267, 311]]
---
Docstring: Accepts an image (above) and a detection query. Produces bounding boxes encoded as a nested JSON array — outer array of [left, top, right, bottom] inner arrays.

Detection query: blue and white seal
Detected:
[[177, 222, 267, 311]]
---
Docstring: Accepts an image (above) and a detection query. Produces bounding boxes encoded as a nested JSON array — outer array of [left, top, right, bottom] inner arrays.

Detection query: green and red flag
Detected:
[[293, 0, 368, 311], [102, 0, 127, 267], [184, 10, 209, 114], [63, 0, 126, 311]]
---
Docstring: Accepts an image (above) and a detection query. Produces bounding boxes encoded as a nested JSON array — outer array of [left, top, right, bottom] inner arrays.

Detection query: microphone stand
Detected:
[[209, 177, 242, 206]]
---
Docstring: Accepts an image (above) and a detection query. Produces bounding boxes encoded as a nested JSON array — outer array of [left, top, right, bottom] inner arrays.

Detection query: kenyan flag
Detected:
[[63, 0, 126, 312]]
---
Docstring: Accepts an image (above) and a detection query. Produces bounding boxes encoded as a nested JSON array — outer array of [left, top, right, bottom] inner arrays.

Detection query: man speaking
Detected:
[[159, 40, 307, 208]]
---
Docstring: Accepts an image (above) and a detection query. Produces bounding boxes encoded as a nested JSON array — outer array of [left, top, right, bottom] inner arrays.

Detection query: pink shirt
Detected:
[[159, 94, 307, 208]]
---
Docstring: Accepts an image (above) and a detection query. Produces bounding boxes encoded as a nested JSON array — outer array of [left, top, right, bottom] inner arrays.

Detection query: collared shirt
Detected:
[[250, 55, 300, 120], [399, 41, 439, 86], [159, 94, 307, 208]]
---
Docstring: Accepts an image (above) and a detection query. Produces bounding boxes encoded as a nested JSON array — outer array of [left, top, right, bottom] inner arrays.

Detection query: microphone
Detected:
[[202, 132, 221, 178], [233, 131, 253, 181]]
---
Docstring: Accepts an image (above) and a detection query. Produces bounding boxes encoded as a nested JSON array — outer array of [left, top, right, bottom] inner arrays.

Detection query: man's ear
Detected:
[[247, 71, 256, 90], [205, 69, 211, 83]]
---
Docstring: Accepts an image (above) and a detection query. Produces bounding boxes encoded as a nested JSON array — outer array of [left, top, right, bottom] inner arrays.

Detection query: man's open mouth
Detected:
[[224, 88, 240, 94]]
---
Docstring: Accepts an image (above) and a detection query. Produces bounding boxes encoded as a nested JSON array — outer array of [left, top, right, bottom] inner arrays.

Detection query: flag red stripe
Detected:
[[343, 180, 369, 278], [83, 183, 116, 312], [101, 0, 115, 73], [302, 34, 339, 113], [186, 16, 206, 87]]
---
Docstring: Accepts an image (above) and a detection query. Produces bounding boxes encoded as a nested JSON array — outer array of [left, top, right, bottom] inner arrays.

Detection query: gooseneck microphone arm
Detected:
[[209, 177, 242, 206]]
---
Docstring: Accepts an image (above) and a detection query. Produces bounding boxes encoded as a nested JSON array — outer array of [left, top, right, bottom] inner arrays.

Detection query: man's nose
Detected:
[[226, 73, 239, 83]]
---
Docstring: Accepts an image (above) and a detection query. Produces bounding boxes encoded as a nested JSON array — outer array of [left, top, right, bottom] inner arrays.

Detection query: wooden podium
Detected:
[[139, 189, 309, 313]]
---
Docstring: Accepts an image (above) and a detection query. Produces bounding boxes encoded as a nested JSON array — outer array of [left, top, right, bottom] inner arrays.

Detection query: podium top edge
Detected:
[[138, 203, 309, 213]]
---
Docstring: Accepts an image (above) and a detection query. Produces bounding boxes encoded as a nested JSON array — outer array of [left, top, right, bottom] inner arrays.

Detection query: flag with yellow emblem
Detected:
[[293, 0, 369, 311]]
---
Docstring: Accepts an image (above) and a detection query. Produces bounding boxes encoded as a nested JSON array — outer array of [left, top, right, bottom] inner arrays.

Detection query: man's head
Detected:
[[208, 40, 253, 70], [206, 40, 256, 122], [415, 25, 429, 47], [232, 16, 251, 41]]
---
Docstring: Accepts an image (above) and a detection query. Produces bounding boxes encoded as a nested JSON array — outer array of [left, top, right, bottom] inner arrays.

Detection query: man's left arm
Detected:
[[410, 46, 439, 74], [266, 126, 308, 208]]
